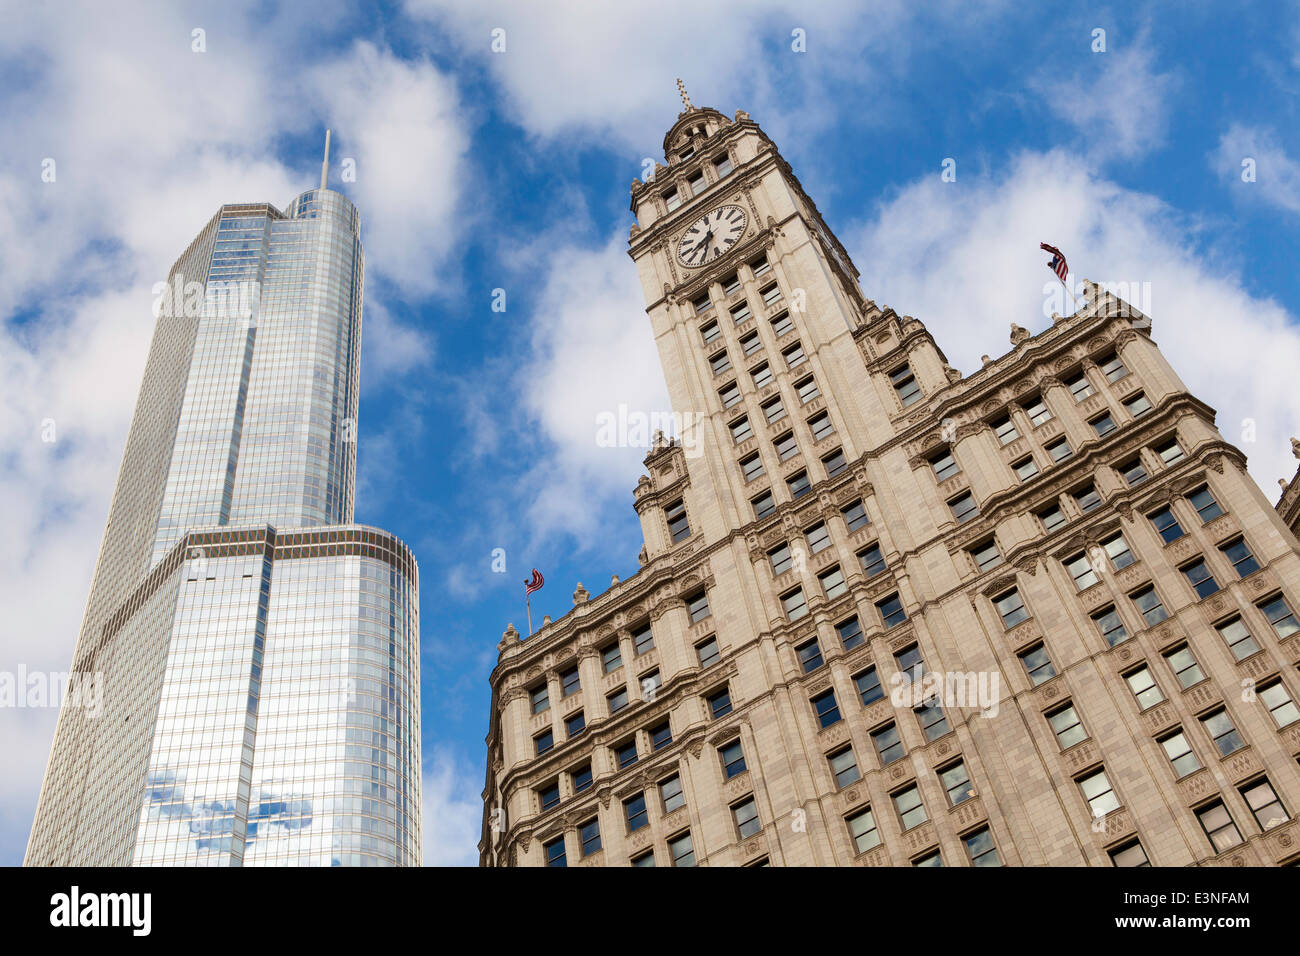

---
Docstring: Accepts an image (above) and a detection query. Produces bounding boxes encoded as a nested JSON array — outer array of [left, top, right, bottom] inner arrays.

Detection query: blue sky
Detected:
[[2, 0, 1300, 866]]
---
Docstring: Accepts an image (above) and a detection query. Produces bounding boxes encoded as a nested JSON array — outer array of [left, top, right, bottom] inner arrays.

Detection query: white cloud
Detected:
[[421, 748, 483, 866], [846, 148, 1300, 496], [1213, 123, 1300, 216]]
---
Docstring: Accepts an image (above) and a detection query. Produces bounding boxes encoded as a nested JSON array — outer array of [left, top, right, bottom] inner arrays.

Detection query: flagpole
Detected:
[[525, 587, 534, 638], [1060, 273, 1081, 313]]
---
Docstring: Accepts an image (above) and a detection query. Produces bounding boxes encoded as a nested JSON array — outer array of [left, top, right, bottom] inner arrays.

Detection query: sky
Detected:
[[1, 0, 1299, 867]]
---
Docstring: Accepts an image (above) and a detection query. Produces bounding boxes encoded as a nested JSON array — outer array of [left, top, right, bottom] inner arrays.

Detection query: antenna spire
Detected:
[[675, 78, 693, 110], [320, 128, 331, 190]]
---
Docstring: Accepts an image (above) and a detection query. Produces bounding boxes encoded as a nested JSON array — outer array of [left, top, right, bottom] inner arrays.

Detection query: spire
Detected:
[[320, 128, 331, 190], [676, 78, 693, 110]]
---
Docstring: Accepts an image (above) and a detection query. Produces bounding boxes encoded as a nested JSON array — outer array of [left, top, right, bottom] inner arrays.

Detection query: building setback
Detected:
[[27, 182, 421, 867], [480, 100, 1300, 867]]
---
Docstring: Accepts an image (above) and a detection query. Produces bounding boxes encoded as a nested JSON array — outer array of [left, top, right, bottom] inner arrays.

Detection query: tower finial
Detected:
[[320, 128, 332, 190], [676, 78, 693, 110]]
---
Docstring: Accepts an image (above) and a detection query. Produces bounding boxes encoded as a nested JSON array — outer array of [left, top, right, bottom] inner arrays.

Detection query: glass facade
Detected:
[[26, 188, 420, 867]]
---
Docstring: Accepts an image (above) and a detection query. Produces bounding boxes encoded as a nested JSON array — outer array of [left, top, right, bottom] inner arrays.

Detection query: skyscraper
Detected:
[[479, 97, 1300, 867], [26, 151, 421, 867]]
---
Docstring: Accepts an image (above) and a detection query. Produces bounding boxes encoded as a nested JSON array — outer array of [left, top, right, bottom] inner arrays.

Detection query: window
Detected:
[[707, 686, 733, 719], [949, 491, 979, 524], [687, 170, 705, 196], [560, 666, 581, 697], [1078, 768, 1119, 818], [1118, 456, 1147, 486], [855, 666, 883, 705], [1066, 553, 1100, 591], [775, 431, 799, 461], [715, 154, 733, 178], [1189, 486, 1223, 523], [666, 499, 691, 542], [615, 739, 638, 770], [687, 590, 711, 623], [650, 720, 673, 751], [1260, 680, 1300, 728], [820, 566, 847, 599], [812, 689, 841, 728], [872, 722, 905, 764], [722, 273, 741, 297], [788, 470, 811, 499], [1259, 595, 1300, 639], [913, 850, 943, 867], [859, 543, 886, 578], [1046, 437, 1073, 463], [571, 764, 594, 794], [970, 539, 1002, 572], [1110, 840, 1150, 867], [632, 623, 654, 656], [729, 302, 752, 327], [847, 807, 881, 853], [700, 319, 720, 345], [769, 542, 793, 576], [1090, 413, 1117, 438], [752, 491, 776, 518], [919, 701, 950, 741], [1241, 778, 1290, 831], [797, 638, 824, 673], [823, 448, 847, 478], [664, 188, 681, 212], [762, 396, 786, 423], [566, 711, 586, 738], [993, 415, 1019, 445], [750, 254, 771, 277], [842, 499, 869, 531], [1103, 532, 1135, 570], [1121, 667, 1162, 713], [891, 365, 922, 406], [1074, 484, 1102, 513], [539, 781, 560, 812], [940, 760, 974, 806], [739, 332, 760, 358], [1155, 437, 1185, 466], [1038, 503, 1066, 532], [1067, 373, 1094, 402], [771, 310, 794, 337], [1149, 506, 1184, 544], [575, 817, 602, 858], [783, 587, 808, 621], [796, 375, 820, 403], [1200, 708, 1245, 757], [1013, 457, 1039, 481], [1019, 643, 1056, 686], [963, 826, 1002, 867], [877, 593, 907, 629], [741, 453, 765, 482], [1048, 703, 1087, 749], [1026, 395, 1052, 426], [530, 684, 550, 715], [751, 361, 773, 387], [730, 416, 753, 444], [1165, 645, 1205, 689], [639, 670, 661, 701], [660, 774, 685, 813], [1217, 617, 1260, 662], [720, 739, 747, 778], [1196, 800, 1242, 853], [829, 746, 861, 788], [607, 687, 629, 714], [930, 449, 959, 481], [733, 797, 761, 839], [893, 784, 928, 830], [1221, 538, 1260, 578], [1100, 352, 1128, 382], [535, 730, 554, 756], [761, 283, 783, 307], [783, 342, 807, 368], [1093, 606, 1129, 648], [710, 349, 732, 375], [895, 644, 924, 680], [668, 831, 695, 867], [1181, 559, 1220, 600], [1159, 729, 1201, 778], [696, 636, 721, 669], [1124, 392, 1153, 418], [809, 411, 834, 441], [1130, 586, 1168, 627], [625, 793, 648, 831], [719, 381, 741, 409], [544, 836, 567, 867], [602, 643, 623, 673], [837, 616, 864, 651], [692, 292, 712, 315], [995, 588, 1029, 629], [805, 521, 831, 554]]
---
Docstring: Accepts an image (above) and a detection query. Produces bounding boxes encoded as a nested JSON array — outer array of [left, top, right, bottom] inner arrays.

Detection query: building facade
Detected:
[[27, 184, 421, 867], [479, 100, 1300, 867]]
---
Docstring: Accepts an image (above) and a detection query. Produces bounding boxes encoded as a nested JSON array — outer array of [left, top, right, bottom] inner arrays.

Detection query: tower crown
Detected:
[[662, 105, 730, 164]]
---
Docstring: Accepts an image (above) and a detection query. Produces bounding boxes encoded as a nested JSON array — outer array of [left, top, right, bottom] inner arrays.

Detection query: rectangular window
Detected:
[[1100, 352, 1128, 382], [787, 470, 811, 499], [730, 416, 753, 445], [565, 711, 585, 738], [1019, 643, 1056, 686], [1221, 538, 1260, 578], [1159, 729, 1201, 778], [891, 365, 922, 406], [930, 449, 959, 481], [666, 499, 691, 542], [783, 587, 808, 621], [752, 490, 776, 518], [720, 739, 746, 778], [1048, 703, 1087, 749], [715, 154, 733, 178], [535, 730, 554, 756], [687, 590, 711, 623], [1078, 767, 1120, 818], [625, 793, 648, 831], [940, 760, 974, 806], [668, 832, 695, 867], [638, 669, 660, 703], [615, 739, 638, 769], [560, 666, 581, 697], [572, 764, 594, 794], [995, 588, 1029, 629], [719, 381, 741, 408], [963, 826, 1002, 867], [1103, 532, 1135, 570], [1066, 552, 1100, 591], [797, 638, 824, 673], [710, 350, 731, 375], [919, 701, 950, 741], [823, 448, 847, 477], [812, 689, 841, 729], [731, 301, 752, 325], [531, 684, 550, 715], [1149, 506, 1184, 544], [1241, 778, 1290, 831], [859, 543, 886, 577], [762, 396, 786, 423], [722, 273, 741, 297], [1119, 456, 1147, 486], [750, 254, 771, 278], [1110, 839, 1150, 867], [1196, 800, 1242, 853], [700, 320, 720, 345], [761, 283, 783, 307], [1259, 595, 1300, 638], [650, 720, 672, 751], [993, 415, 1019, 445], [544, 836, 567, 867], [740, 452, 765, 482], [602, 643, 623, 673], [837, 616, 864, 651], [809, 411, 834, 441], [660, 774, 685, 813], [1090, 412, 1117, 438], [1189, 485, 1223, 523], [949, 491, 979, 523], [893, 784, 928, 830], [842, 499, 869, 531], [1074, 484, 1102, 513], [1260, 680, 1300, 727], [820, 565, 847, 599], [687, 171, 705, 196], [539, 781, 560, 812], [692, 292, 712, 315], [1200, 708, 1245, 757], [750, 362, 773, 387], [1130, 586, 1168, 627], [913, 850, 942, 867], [1039, 503, 1066, 532], [732, 797, 761, 839], [796, 375, 820, 403], [847, 807, 880, 853], [1181, 559, 1220, 599], [971, 539, 1003, 571], [775, 431, 799, 461], [1156, 437, 1185, 466], [664, 189, 681, 213], [1165, 644, 1205, 689], [578, 817, 601, 857], [805, 521, 831, 554], [877, 593, 907, 629], [855, 666, 883, 705], [1093, 605, 1129, 647], [707, 686, 733, 719], [739, 331, 760, 357], [696, 636, 721, 669], [1124, 392, 1153, 418], [829, 746, 861, 788], [632, 623, 654, 656], [872, 722, 905, 764], [1013, 457, 1039, 481], [1217, 616, 1260, 662], [771, 310, 794, 337], [769, 542, 793, 576], [607, 687, 629, 714], [783, 342, 807, 368], [1026, 395, 1052, 426], [1067, 373, 1094, 401]]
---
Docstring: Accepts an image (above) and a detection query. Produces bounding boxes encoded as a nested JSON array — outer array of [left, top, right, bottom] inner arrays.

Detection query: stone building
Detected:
[[479, 97, 1300, 867]]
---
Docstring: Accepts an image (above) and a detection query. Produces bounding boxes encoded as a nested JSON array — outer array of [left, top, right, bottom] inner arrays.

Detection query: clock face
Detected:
[[677, 204, 747, 267]]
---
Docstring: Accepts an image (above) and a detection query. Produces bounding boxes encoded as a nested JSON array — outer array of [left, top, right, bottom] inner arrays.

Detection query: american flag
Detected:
[[1040, 242, 1068, 282], [525, 568, 545, 596]]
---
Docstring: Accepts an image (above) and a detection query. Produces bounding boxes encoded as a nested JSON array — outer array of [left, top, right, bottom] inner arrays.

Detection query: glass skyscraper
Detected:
[[25, 182, 421, 866]]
